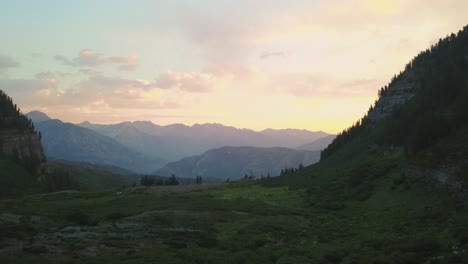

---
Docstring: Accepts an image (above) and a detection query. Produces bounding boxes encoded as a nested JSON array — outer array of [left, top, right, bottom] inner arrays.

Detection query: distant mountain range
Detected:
[[79, 120, 332, 161], [27, 111, 333, 175], [27, 112, 166, 174], [155, 146, 321, 180], [297, 135, 336, 151]]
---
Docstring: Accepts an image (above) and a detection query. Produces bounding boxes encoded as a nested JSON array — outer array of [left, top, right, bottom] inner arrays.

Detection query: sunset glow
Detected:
[[1, 0, 466, 133]]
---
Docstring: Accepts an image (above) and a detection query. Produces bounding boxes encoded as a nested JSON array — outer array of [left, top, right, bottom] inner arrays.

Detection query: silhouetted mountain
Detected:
[[156, 146, 320, 180], [297, 135, 336, 151], [33, 118, 166, 174], [26, 110, 51, 123], [80, 121, 330, 161]]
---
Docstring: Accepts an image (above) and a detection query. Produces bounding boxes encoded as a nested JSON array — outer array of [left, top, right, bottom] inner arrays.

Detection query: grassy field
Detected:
[[1, 167, 468, 264], [1, 133, 467, 263]]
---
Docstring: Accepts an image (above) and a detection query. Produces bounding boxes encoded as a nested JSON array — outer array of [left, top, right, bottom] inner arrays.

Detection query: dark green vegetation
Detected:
[[45, 160, 140, 192], [0, 154, 43, 197], [1, 25, 468, 264], [0, 90, 37, 135], [0, 183, 315, 263], [262, 25, 468, 263], [0, 157, 140, 198], [0, 90, 47, 197], [1, 174, 467, 263], [140, 174, 179, 186]]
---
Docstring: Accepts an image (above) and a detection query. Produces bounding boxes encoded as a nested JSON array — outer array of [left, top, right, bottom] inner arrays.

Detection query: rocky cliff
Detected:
[[368, 70, 416, 121], [0, 90, 46, 174]]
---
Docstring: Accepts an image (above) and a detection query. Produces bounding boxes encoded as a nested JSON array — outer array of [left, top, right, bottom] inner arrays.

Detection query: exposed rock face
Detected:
[[0, 90, 46, 173], [0, 131, 46, 173], [368, 71, 417, 121], [1, 132, 45, 161]]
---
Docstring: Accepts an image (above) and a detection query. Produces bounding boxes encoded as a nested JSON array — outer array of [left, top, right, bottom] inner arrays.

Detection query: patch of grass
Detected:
[[208, 184, 306, 208]]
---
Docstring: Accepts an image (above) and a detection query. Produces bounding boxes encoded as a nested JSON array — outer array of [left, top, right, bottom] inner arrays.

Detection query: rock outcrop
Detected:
[[368, 70, 416, 121], [0, 131, 45, 171], [0, 90, 46, 173]]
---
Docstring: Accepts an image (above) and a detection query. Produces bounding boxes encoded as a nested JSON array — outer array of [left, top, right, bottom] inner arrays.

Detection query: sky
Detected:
[[0, 0, 466, 133]]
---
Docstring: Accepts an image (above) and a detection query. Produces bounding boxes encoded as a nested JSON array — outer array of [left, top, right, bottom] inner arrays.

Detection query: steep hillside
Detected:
[[0, 91, 46, 174], [321, 26, 468, 161], [34, 118, 166, 174], [0, 90, 46, 196], [46, 160, 140, 191], [0, 154, 41, 197], [156, 146, 320, 180], [266, 25, 468, 263]]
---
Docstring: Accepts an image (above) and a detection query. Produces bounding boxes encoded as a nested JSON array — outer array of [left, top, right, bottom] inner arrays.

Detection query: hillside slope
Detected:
[[0, 90, 47, 196], [156, 146, 320, 180], [266, 25, 468, 263], [0, 91, 45, 174]]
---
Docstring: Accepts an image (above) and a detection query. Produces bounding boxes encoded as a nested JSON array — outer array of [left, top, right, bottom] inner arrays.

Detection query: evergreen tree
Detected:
[[166, 174, 179, 185]]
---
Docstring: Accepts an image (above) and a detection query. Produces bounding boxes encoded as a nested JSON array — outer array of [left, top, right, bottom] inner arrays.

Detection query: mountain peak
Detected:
[[79, 121, 92, 126], [26, 110, 51, 123]]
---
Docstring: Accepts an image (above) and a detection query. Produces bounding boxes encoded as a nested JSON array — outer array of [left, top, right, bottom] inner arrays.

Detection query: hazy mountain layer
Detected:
[[31, 118, 166, 174], [296, 134, 336, 151], [156, 146, 320, 180], [80, 121, 331, 161]]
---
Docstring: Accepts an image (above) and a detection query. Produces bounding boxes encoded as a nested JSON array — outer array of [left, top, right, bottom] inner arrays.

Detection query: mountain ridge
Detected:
[[156, 146, 320, 180], [78, 119, 332, 161], [31, 117, 166, 174]]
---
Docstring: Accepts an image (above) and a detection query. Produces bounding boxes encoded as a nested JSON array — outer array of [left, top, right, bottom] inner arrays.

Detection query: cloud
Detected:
[[53, 55, 75, 66], [81, 75, 158, 91], [259, 51, 285, 59], [0, 54, 20, 70], [173, 5, 268, 64], [35, 72, 59, 87], [54, 49, 139, 71], [78, 69, 101, 76], [60, 75, 182, 111], [155, 71, 214, 93]]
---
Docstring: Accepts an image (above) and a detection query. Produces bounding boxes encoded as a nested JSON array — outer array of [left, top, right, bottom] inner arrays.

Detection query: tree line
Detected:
[[140, 174, 179, 186]]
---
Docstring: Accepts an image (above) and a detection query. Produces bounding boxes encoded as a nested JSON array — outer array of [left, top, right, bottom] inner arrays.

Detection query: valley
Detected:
[[1, 3, 467, 263]]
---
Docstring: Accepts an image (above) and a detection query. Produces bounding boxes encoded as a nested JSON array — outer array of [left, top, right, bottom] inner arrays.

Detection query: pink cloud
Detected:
[[54, 49, 139, 71]]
